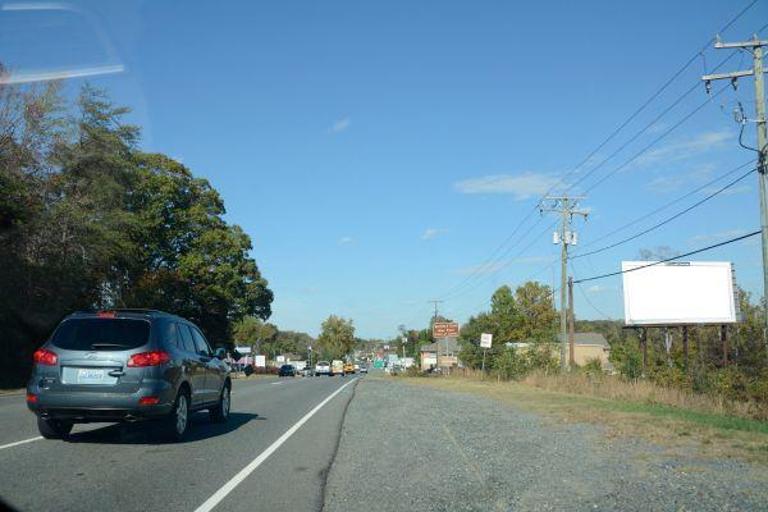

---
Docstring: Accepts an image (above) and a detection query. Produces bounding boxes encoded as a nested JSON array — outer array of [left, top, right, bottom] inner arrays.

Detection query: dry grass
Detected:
[[398, 374, 768, 464], [522, 371, 768, 421]]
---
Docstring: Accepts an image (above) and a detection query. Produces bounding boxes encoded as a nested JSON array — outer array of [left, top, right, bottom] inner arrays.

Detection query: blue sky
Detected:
[[3, 0, 768, 338]]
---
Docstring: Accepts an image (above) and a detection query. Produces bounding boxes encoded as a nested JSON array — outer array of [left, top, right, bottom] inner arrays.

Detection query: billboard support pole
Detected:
[[641, 328, 648, 377], [682, 326, 689, 373], [721, 325, 729, 367]]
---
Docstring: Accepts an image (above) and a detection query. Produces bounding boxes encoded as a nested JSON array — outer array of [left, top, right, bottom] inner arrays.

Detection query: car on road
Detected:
[[278, 364, 296, 377], [26, 309, 231, 441], [359, 365, 368, 374], [301, 366, 314, 377], [343, 362, 355, 375], [331, 360, 345, 376], [315, 360, 331, 376]]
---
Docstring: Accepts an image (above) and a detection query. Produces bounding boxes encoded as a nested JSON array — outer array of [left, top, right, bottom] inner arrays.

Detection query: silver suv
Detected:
[[26, 309, 231, 441]]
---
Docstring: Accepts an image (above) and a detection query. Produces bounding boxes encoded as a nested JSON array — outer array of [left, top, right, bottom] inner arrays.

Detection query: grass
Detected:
[[396, 373, 768, 464]]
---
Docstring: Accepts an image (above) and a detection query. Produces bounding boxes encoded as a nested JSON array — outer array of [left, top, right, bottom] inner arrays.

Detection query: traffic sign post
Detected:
[[480, 333, 492, 373]]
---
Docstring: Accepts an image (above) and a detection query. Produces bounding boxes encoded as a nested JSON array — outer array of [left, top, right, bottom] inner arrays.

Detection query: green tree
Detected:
[[317, 315, 356, 360]]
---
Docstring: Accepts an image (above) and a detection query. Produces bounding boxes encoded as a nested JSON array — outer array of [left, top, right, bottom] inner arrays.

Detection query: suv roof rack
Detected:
[[73, 308, 171, 317]]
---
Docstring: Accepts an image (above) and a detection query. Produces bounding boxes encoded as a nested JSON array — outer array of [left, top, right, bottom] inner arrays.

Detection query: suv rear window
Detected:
[[51, 318, 151, 351]]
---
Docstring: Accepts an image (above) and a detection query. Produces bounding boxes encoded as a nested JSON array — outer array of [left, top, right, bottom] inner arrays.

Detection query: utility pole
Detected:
[[428, 300, 443, 370], [541, 195, 588, 370], [567, 276, 575, 367], [702, 34, 768, 340]]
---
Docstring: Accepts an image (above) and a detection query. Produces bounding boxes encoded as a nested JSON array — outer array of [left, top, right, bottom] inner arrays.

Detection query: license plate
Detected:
[[77, 368, 107, 384]]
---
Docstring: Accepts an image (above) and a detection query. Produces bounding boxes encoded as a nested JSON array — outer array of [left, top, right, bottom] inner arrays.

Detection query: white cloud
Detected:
[[454, 172, 559, 200], [330, 117, 351, 134], [646, 164, 716, 194], [700, 184, 751, 197], [586, 284, 615, 293], [338, 236, 353, 245], [633, 131, 731, 169], [688, 229, 748, 245], [457, 255, 555, 275], [421, 228, 447, 240]]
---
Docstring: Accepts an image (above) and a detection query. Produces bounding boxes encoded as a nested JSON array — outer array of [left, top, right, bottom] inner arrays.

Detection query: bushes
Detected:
[[488, 344, 560, 381]]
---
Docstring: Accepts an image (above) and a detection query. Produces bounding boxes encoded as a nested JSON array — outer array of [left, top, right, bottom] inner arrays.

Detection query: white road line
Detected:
[[270, 381, 283, 385], [194, 378, 357, 512], [0, 436, 43, 451]]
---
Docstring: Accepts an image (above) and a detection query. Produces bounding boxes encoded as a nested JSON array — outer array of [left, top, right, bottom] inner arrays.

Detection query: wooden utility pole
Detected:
[[703, 35, 768, 344], [567, 276, 575, 367], [428, 300, 443, 370], [541, 195, 588, 370]]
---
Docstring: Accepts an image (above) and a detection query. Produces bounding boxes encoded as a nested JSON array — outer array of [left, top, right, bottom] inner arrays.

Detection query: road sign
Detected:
[[254, 355, 266, 367], [480, 333, 493, 349], [433, 322, 459, 338]]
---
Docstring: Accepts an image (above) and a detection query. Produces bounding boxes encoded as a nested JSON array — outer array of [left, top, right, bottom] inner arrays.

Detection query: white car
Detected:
[[315, 360, 330, 376]]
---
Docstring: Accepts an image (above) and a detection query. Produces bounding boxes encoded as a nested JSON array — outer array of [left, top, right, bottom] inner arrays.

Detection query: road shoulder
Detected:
[[323, 376, 768, 512]]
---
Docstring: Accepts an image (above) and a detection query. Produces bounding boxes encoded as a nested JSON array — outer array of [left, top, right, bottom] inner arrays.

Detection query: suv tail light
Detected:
[[33, 348, 58, 366], [127, 351, 170, 367]]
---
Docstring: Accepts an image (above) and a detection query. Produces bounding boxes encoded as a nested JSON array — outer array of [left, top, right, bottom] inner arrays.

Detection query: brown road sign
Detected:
[[433, 322, 459, 338]]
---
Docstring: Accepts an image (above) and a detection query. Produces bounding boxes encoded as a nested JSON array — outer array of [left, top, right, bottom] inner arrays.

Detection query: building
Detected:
[[420, 338, 461, 369], [504, 332, 612, 369], [557, 332, 612, 368]]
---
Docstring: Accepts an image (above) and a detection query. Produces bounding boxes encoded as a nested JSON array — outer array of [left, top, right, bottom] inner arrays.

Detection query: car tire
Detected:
[[210, 385, 231, 423], [165, 390, 190, 442], [37, 417, 73, 440]]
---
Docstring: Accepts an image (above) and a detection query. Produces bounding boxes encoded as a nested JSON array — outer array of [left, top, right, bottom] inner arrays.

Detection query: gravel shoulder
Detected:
[[323, 376, 768, 512]]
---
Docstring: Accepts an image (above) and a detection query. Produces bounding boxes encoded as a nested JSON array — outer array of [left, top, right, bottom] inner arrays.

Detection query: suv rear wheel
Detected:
[[165, 390, 190, 441], [37, 417, 73, 439], [210, 384, 230, 423]]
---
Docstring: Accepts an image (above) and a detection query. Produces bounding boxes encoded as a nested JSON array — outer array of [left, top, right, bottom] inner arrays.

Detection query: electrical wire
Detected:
[[573, 230, 760, 284], [569, 260, 614, 320], [580, 82, 731, 195], [577, 159, 754, 250], [430, 2, 759, 307], [570, 166, 757, 259]]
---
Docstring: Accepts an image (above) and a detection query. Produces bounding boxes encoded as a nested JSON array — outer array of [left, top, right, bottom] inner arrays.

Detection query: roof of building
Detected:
[[556, 332, 609, 347], [420, 338, 460, 353]]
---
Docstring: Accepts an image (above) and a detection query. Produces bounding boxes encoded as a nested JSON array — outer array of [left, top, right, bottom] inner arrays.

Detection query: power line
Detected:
[[569, 260, 613, 320], [433, 3, 759, 305], [439, 217, 555, 300], [579, 82, 731, 195], [573, 230, 761, 284], [578, 160, 755, 250], [571, 166, 757, 260]]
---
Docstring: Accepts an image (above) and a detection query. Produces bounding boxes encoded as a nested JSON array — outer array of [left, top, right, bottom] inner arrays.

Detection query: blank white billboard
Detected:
[[622, 261, 739, 326]]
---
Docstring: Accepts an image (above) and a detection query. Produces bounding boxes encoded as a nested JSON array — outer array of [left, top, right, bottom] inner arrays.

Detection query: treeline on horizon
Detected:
[[0, 78, 273, 387]]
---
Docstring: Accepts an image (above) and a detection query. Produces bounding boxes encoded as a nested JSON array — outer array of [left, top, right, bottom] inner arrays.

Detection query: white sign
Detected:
[[276, 355, 285, 363], [622, 261, 739, 326], [254, 355, 266, 367], [235, 346, 252, 355], [480, 333, 493, 349]]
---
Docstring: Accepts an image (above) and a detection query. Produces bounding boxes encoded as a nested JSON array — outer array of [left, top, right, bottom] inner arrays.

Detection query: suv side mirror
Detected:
[[214, 347, 227, 360]]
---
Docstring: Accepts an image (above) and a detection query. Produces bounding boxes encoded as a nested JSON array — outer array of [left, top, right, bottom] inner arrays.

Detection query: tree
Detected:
[[0, 81, 274, 386], [513, 281, 557, 342], [233, 316, 278, 352], [316, 315, 356, 360]]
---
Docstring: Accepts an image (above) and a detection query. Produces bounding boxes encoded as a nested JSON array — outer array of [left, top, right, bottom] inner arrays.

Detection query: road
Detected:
[[0, 375, 359, 512]]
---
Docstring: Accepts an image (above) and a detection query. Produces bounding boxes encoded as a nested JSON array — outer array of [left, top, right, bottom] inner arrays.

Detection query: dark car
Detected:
[[278, 364, 296, 377], [26, 309, 231, 441]]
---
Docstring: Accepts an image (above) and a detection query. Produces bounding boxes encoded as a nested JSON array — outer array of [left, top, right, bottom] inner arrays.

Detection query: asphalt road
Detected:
[[0, 375, 359, 512]]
